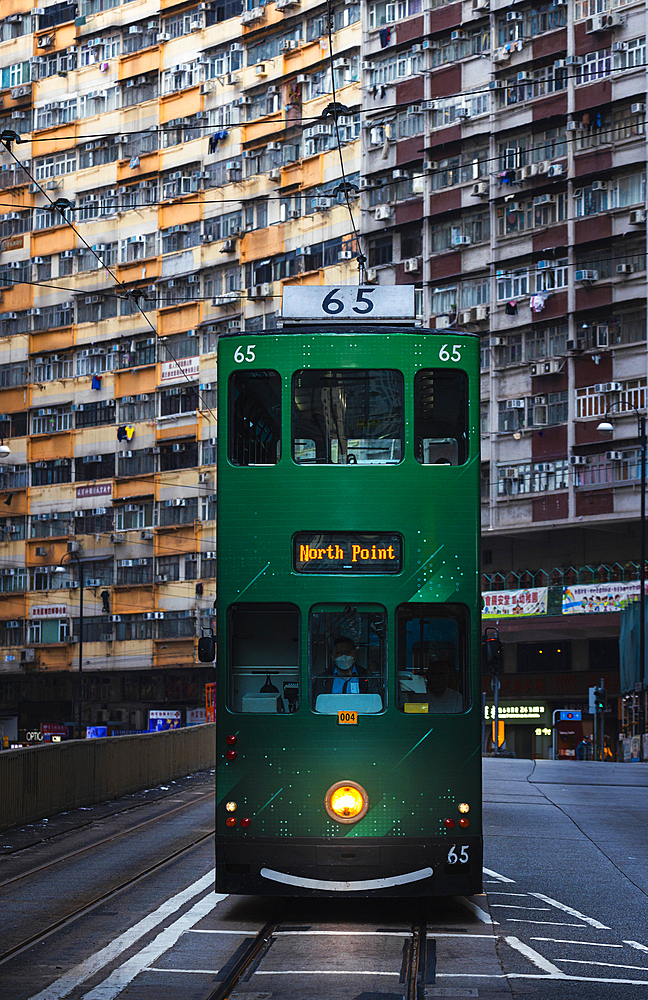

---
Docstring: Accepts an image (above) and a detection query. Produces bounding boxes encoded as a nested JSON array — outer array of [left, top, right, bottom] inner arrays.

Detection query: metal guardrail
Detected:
[[0, 724, 215, 833]]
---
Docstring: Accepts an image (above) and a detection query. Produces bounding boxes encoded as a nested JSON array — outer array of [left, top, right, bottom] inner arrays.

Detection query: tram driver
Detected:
[[312, 636, 381, 698], [400, 640, 463, 713]]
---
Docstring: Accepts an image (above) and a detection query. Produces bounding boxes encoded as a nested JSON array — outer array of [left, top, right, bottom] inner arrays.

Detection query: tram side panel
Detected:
[[215, 329, 481, 896]]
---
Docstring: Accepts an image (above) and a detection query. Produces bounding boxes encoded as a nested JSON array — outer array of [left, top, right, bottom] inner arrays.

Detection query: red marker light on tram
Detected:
[[226, 816, 237, 827], [240, 817, 251, 828], [444, 818, 455, 829], [226, 734, 237, 745], [459, 817, 470, 828], [226, 749, 237, 761]]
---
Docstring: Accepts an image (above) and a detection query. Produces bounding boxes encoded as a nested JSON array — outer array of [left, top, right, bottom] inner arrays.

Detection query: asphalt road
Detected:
[[1, 758, 647, 999], [484, 757, 648, 999]]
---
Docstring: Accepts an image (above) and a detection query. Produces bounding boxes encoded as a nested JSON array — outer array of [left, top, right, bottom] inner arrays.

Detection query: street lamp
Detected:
[[59, 549, 84, 740], [598, 402, 647, 748]]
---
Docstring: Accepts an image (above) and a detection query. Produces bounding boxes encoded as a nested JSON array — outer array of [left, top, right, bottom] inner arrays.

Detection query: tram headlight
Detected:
[[324, 780, 369, 824], [225, 801, 237, 812], [458, 803, 470, 814]]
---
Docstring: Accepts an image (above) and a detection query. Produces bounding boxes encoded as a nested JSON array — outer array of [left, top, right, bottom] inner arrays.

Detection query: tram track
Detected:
[[203, 912, 431, 1000], [0, 789, 215, 890], [0, 827, 215, 969]]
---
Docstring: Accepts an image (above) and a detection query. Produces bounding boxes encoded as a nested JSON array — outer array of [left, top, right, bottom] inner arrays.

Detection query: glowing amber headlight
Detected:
[[324, 780, 369, 824], [458, 802, 470, 814]]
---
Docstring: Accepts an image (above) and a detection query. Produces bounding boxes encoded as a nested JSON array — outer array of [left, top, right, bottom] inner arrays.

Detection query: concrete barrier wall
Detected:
[[0, 724, 215, 832]]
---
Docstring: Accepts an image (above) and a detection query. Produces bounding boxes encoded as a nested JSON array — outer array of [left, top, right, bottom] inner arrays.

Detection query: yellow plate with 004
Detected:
[[338, 710, 358, 724]]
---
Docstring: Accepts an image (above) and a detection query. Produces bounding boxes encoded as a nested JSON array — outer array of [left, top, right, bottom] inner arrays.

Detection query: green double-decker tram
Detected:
[[215, 321, 481, 897]]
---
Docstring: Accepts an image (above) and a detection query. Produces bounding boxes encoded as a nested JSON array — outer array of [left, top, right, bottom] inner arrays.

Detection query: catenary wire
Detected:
[[0, 144, 219, 423]]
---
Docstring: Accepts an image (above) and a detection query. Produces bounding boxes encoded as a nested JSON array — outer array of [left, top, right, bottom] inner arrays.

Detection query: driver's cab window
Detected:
[[227, 603, 299, 712], [396, 603, 469, 713], [309, 605, 386, 714]]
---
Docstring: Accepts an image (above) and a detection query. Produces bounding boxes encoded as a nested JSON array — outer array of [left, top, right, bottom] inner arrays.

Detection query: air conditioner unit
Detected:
[[601, 381, 622, 392], [85, 578, 101, 587], [338, 250, 354, 261], [591, 180, 607, 191], [221, 239, 236, 252], [506, 10, 523, 19], [452, 235, 472, 246], [606, 451, 623, 461], [519, 165, 536, 180], [455, 107, 470, 119], [534, 193, 556, 205], [313, 198, 331, 210], [506, 399, 525, 409], [502, 467, 520, 479], [141, 531, 154, 540], [110, 534, 125, 543], [268, 167, 281, 181], [35, 546, 47, 556], [517, 72, 533, 82], [630, 209, 647, 225], [475, 306, 489, 321], [493, 47, 511, 63], [404, 257, 421, 273], [575, 270, 598, 282], [570, 455, 589, 465], [288, 208, 301, 219], [460, 309, 476, 324], [631, 103, 646, 114], [6, 621, 20, 629], [472, 182, 489, 197], [155, 574, 168, 583], [617, 263, 635, 275]]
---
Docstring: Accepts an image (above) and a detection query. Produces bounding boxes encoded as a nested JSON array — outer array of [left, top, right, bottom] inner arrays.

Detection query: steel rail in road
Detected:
[[203, 914, 430, 1000], [0, 789, 215, 890], [0, 827, 214, 968]]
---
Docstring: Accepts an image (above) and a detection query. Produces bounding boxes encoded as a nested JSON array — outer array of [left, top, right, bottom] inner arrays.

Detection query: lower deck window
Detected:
[[309, 605, 387, 714], [227, 603, 299, 712], [396, 603, 469, 713]]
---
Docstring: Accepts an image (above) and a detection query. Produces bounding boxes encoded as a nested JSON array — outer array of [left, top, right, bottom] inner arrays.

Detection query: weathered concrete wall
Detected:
[[0, 724, 215, 832]]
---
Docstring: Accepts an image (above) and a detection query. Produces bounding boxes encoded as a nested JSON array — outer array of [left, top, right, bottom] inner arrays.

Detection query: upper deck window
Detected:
[[414, 369, 469, 465], [292, 369, 404, 465], [228, 370, 281, 466]]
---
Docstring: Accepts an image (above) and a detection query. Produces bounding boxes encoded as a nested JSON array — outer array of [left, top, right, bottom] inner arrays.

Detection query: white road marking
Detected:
[[483, 867, 516, 883], [505, 919, 585, 927], [455, 896, 498, 925], [557, 959, 648, 972], [487, 892, 529, 897], [27, 871, 219, 1000], [440, 973, 648, 985], [504, 936, 567, 977], [626, 941, 648, 954], [531, 938, 623, 948], [81, 892, 225, 1000], [490, 905, 551, 911], [190, 929, 410, 936], [255, 971, 399, 976], [529, 892, 610, 930]]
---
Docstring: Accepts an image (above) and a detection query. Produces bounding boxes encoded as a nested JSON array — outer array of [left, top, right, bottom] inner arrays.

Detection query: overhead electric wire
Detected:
[[15, 57, 648, 145], [0, 142, 219, 424]]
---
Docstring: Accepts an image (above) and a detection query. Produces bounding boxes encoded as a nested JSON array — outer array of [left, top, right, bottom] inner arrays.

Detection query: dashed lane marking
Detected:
[[489, 905, 552, 911], [556, 959, 648, 972], [455, 897, 498, 925], [504, 935, 567, 977], [529, 892, 610, 929], [482, 867, 516, 883], [504, 919, 586, 927], [531, 938, 623, 947], [626, 941, 648, 953], [27, 871, 219, 1000]]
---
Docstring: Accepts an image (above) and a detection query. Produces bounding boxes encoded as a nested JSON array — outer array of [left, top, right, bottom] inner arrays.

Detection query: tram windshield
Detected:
[[414, 369, 468, 465], [292, 369, 404, 465], [396, 604, 469, 713], [227, 603, 300, 712], [309, 605, 387, 714]]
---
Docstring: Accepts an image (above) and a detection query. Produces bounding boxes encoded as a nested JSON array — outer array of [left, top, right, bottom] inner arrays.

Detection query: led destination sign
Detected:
[[294, 532, 402, 574]]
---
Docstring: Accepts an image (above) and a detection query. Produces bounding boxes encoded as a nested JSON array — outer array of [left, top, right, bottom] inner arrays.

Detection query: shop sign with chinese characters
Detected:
[[482, 588, 547, 618], [484, 703, 549, 724]]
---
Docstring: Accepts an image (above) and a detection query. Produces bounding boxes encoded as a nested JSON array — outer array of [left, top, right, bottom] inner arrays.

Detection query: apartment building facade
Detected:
[[0, 0, 645, 748]]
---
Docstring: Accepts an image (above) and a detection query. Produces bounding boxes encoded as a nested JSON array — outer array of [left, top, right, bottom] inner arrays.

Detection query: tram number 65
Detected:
[[439, 344, 462, 362], [447, 844, 469, 865], [234, 345, 256, 363], [322, 287, 375, 315]]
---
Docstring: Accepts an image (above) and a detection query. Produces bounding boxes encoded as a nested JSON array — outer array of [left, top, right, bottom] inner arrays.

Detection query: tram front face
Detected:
[[216, 327, 482, 897]]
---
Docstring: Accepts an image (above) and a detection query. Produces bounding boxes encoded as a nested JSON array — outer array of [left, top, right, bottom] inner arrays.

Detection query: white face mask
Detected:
[[334, 655, 355, 672]]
